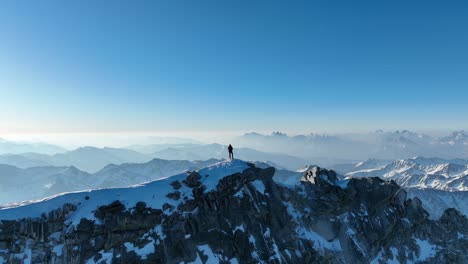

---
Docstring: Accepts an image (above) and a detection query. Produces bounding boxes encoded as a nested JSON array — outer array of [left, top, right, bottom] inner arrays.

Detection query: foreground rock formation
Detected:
[[0, 160, 467, 263]]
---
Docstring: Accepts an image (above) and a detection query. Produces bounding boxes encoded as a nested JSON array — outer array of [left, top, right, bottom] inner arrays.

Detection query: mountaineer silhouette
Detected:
[[228, 144, 234, 160]]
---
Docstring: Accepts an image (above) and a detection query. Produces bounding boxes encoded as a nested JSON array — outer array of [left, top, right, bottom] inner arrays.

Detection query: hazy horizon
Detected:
[[0, 128, 466, 149]]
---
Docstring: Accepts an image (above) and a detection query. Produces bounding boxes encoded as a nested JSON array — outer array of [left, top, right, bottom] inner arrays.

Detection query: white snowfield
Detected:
[[0, 159, 250, 224]]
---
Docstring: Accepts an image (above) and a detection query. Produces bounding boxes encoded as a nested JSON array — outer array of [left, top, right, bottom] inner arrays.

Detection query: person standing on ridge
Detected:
[[228, 144, 234, 160]]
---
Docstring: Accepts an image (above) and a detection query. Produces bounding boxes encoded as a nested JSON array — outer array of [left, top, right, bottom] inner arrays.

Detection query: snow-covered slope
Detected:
[[0, 160, 466, 264], [0, 159, 222, 205], [344, 157, 468, 218], [330, 158, 393, 174], [0, 160, 249, 224], [92, 158, 220, 188], [406, 188, 468, 220]]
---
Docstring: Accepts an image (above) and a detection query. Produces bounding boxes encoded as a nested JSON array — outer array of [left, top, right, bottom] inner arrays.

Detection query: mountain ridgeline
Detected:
[[0, 160, 466, 263], [0, 159, 220, 205], [334, 157, 468, 219], [234, 130, 468, 164], [0, 144, 307, 173]]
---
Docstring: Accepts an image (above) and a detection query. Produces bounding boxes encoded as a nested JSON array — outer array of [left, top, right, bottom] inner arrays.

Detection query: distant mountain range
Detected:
[[0, 138, 66, 155], [0, 146, 307, 205], [149, 143, 308, 170], [234, 130, 468, 164], [0, 143, 307, 173], [0, 147, 152, 173], [2, 130, 468, 169]]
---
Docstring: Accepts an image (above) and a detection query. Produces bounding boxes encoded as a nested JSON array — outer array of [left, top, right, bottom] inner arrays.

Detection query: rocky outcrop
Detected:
[[0, 162, 467, 263]]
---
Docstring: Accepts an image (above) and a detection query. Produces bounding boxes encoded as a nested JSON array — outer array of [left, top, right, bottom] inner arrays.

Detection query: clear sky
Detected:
[[0, 0, 467, 135]]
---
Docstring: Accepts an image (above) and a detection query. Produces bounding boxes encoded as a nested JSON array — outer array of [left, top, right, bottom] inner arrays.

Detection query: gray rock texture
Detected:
[[0, 163, 467, 263]]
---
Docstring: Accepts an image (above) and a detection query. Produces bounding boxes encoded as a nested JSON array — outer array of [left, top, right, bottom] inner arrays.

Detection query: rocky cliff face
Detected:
[[0, 160, 467, 264]]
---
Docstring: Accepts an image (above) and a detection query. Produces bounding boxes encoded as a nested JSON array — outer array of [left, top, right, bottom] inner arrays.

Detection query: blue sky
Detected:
[[0, 0, 467, 135]]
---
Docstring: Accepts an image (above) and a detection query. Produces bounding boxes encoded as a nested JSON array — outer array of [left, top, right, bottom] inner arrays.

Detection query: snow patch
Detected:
[[457, 232, 467, 240], [413, 238, 438, 262], [124, 238, 155, 260], [336, 179, 349, 189], [370, 249, 384, 264], [53, 244, 64, 257], [284, 201, 302, 219], [252, 180, 266, 194], [197, 244, 221, 262], [234, 224, 245, 233], [85, 249, 113, 264], [197, 160, 250, 192], [11, 240, 33, 264], [270, 239, 283, 262], [249, 235, 256, 244], [389, 247, 399, 263], [234, 189, 244, 198], [296, 226, 342, 252], [401, 218, 410, 224]]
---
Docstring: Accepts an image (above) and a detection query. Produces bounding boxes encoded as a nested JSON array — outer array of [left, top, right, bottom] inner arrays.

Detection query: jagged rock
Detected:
[[135, 201, 147, 213], [0, 162, 466, 264], [163, 203, 175, 211], [166, 191, 181, 200], [170, 180, 182, 190], [97, 200, 125, 215], [183, 172, 202, 188], [405, 197, 429, 224]]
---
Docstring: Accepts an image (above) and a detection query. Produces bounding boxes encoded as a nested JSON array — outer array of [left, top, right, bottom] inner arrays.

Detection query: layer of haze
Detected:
[[1, 0, 467, 135]]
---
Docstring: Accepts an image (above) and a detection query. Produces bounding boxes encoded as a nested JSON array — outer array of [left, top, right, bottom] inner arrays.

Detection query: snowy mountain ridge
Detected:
[[0, 160, 466, 263], [341, 157, 468, 218], [0, 159, 222, 205], [345, 157, 468, 190], [0, 160, 249, 224]]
